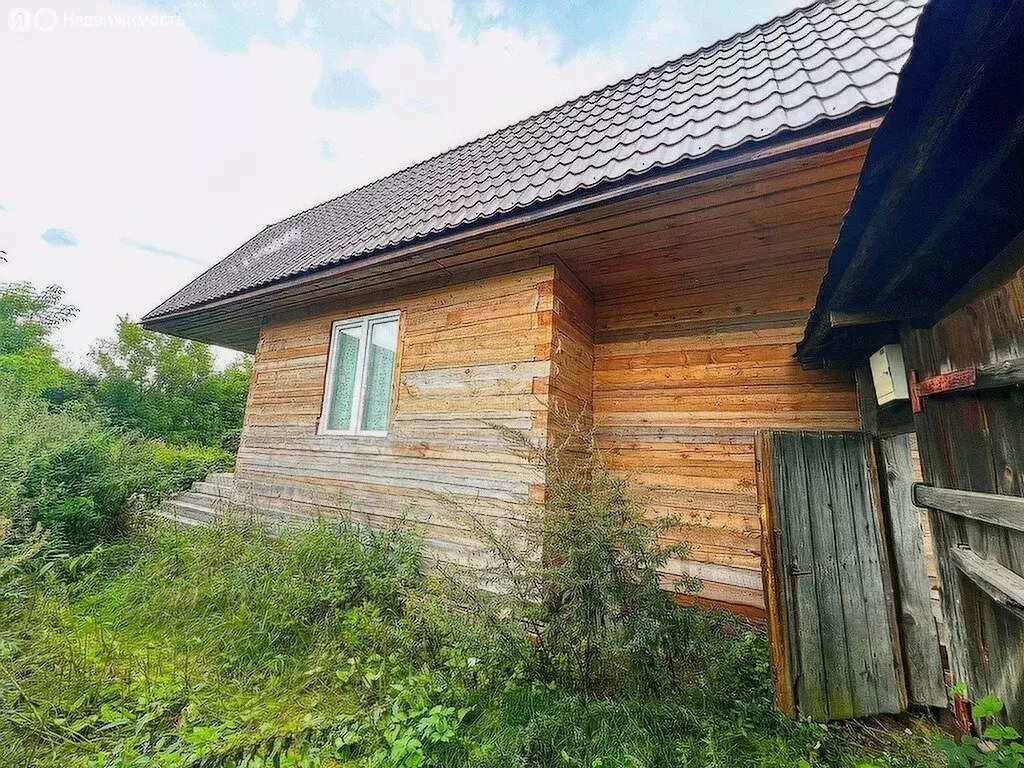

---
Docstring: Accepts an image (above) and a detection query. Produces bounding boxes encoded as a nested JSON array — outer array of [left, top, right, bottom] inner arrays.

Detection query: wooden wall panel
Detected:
[[580, 145, 867, 619], [902, 260, 1024, 723], [236, 266, 557, 571], [547, 267, 596, 448], [233, 142, 873, 621]]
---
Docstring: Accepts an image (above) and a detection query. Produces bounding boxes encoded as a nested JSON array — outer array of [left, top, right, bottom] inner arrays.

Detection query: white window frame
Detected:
[[318, 310, 400, 437]]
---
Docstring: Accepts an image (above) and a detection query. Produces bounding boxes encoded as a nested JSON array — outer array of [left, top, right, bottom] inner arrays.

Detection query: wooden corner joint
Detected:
[[909, 367, 978, 413]]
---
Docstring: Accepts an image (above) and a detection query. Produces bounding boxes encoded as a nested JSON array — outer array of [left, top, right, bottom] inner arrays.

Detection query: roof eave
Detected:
[[142, 111, 886, 346]]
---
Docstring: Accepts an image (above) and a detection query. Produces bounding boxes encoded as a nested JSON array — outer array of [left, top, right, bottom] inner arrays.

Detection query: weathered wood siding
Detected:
[[547, 268, 596, 445], [583, 146, 866, 618], [759, 430, 906, 720], [236, 266, 559, 569], [233, 142, 872, 620], [902, 258, 1024, 723]]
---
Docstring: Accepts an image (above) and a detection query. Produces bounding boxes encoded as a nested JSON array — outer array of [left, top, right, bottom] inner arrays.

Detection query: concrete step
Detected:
[[150, 506, 205, 528], [144, 469, 348, 535], [204, 472, 236, 489], [151, 494, 325, 534], [189, 480, 237, 499], [160, 498, 220, 525], [174, 490, 237, 510]]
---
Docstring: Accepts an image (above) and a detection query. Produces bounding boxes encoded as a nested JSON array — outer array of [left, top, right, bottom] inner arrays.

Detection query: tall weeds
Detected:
[[0, 517, 939, 767], [435, 423, 750, 699]]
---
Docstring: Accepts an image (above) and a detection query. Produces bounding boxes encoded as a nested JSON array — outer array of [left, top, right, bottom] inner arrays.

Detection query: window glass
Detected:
[[360, 319, 399, 432], [325, 324, 363, 431]]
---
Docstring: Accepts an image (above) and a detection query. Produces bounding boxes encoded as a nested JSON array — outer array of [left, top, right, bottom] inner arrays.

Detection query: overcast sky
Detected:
[[1, 0, 804, 364]]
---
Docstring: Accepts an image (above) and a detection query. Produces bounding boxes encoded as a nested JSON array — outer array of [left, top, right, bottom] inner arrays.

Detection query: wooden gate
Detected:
[[903, 309, 1024, 724], [756, 430, 942, 720]]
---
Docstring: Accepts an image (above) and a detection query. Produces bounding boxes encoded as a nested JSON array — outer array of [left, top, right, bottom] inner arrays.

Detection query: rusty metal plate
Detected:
[[911, 367, 978, 412]]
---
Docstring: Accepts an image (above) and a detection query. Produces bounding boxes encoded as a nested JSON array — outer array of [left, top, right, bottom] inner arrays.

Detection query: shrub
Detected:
[[2, 360, 232, 553], [9, 405, 231, 550], [0, 518, 941, 768], [436, 423, 754, 699], [219, 426, 243, 454], [935, 693, 1024, 766]]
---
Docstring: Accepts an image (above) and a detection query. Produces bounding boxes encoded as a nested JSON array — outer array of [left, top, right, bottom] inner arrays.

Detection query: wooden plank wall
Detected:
[[902, 259, 1024, 723], [235, 266, 558, 571], [547, 267, 596, 449], [233, 142, 874, 621], [580, 147, 867, 619]]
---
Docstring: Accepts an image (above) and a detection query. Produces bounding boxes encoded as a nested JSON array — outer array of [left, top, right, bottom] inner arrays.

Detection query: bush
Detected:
[[219, 426, 242, 454], [16, 425, 230, 551], [2, 387, 231, 551], [436, 424, 749, 698], [141, 442, 234, 498], [934, 693, 1024, 766]]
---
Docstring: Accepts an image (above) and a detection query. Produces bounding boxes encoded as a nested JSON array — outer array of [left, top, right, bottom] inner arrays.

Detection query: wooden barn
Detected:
[[139, 0, 1010, 721]]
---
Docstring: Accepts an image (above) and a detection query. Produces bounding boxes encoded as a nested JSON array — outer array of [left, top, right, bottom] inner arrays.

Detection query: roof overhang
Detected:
[[797, 0, 1024, 368], [143, 114, 884, 353]]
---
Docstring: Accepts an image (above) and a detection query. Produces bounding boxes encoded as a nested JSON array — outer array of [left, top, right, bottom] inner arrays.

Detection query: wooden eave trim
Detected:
[[798, 13, 1024, 368], [142, 114, 883, 330]]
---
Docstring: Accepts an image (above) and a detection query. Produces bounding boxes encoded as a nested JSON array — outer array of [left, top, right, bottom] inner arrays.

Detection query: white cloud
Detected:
[[0, 0, 769, 364], [276, 0, 302, 24]]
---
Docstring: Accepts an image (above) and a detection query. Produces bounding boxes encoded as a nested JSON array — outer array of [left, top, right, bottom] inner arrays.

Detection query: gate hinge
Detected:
[[909, 367, 977, 413]]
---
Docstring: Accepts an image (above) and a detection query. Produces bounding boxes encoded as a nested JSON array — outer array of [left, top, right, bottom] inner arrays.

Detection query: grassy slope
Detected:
[[0, 521, 939, 768]]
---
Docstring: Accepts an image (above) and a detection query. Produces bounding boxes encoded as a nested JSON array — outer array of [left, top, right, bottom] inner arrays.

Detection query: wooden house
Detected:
[[143, 0, 957, 719]]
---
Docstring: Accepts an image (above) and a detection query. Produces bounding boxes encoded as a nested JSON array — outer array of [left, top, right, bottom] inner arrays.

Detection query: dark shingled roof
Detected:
[[145, 0, 926, 320]]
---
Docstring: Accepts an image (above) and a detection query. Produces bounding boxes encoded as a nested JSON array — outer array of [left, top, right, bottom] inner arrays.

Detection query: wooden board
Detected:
[[902, 258, 1024, 724], [879, 435, 947, 707], [237, 266, 557, 572], [759, 430, 906, 721]]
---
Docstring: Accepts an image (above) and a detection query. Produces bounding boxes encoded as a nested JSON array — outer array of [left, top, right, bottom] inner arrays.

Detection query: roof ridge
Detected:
[[265, 0, 855, 230]]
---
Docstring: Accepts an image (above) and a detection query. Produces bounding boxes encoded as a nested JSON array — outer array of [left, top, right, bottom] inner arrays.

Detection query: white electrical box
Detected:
[[869, 344, 909, 405]]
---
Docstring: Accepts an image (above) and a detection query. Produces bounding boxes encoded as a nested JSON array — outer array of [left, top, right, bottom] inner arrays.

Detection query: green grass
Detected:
[[0, 520, 941, 768]]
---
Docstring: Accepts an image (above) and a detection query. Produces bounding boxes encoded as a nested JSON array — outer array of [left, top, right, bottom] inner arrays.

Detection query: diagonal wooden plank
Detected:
[[951, 546, 1024, 622]]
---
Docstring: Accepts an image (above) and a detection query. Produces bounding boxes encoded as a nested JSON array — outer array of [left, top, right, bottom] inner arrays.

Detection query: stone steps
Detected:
[[149, 472, 332, 535], [147, 473, 486, 569]]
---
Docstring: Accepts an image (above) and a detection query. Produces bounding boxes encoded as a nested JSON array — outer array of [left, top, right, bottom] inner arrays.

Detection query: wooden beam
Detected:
[[914, 484, 1024, 534], [879, 436, 946, 708], [910, 356, 1024, 411], [938, 231, 1024, 318], [755, 432, 797, 719], [950, 546, 1024, 622], [976, 358, 1024, 391], [829, 310, 903, 328]]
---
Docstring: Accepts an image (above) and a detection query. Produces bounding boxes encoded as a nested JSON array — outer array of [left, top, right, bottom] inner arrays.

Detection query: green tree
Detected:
[[0, 282, 76, 397], [91, 318, 251, 448]]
